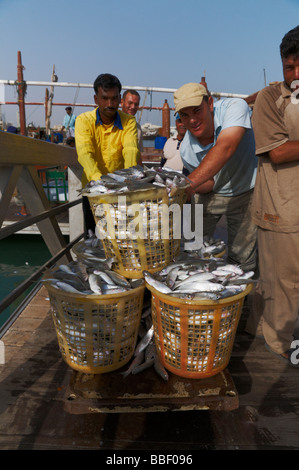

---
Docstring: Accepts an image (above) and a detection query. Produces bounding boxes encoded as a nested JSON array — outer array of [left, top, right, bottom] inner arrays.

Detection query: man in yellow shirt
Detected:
[[75, 73, 141, 234]]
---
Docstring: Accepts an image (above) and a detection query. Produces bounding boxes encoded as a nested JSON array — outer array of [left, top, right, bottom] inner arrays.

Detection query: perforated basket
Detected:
[[44, 280, 145, 374], [88, 185, 188, 278], [146, 282, 252, 379]]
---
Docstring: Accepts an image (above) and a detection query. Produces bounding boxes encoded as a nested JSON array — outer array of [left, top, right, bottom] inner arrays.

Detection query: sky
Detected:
[[0, 0, 299, 129]]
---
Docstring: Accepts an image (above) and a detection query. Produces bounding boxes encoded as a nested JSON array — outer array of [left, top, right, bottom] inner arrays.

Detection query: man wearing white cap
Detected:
[[174, 82, 257, 272]]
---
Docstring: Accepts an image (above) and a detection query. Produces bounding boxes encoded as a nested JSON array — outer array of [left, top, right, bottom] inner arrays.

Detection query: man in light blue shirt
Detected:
[[61, 106, 76, 138], [174, 82, 257, 272]]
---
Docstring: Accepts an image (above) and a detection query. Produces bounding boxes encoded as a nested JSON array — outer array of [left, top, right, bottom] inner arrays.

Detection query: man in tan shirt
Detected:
[[246, 25, 299, 366]]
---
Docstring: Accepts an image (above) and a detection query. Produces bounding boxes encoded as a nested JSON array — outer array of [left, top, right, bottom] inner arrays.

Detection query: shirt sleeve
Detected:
[[75, 114, 103, 182], [163, 138, 179, 161], [220, 98, 252, 131], [121, 116, 141, 168], [252, 87, 289, 155]]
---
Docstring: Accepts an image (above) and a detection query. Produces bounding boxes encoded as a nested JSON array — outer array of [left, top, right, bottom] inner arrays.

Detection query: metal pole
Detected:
[[0, 79, 250, 99], [45, 87, 49, 130]]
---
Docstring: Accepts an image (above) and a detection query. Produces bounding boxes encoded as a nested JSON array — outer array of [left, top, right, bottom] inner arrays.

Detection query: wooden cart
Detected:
[[64, 366, 238, 414]]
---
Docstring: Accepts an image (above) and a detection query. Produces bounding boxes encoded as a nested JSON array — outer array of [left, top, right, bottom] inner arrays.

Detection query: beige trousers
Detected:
[[245, 227, 299, 354], [196, 189, 257, 272]]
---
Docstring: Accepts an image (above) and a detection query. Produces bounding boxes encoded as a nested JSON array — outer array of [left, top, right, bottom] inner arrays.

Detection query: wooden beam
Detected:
[[0, 166, 23, 227], [0, 131, 81, 168], [68, 166, 84, 242], [0, 131, 84, 241], [16, 166, 70, 263]]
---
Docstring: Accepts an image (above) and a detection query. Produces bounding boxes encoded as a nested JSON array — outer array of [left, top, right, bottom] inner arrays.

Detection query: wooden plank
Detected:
[[0, 131, 80, 167]]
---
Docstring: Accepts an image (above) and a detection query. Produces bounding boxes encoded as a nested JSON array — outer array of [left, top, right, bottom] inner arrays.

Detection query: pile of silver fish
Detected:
[[143, 254, 255, 301], [43, 258, 143, 295], [81, 165, 190, 196], [194, 235, 226, 258], [73, 230, 109, 263], [121, 296, 169, 381]]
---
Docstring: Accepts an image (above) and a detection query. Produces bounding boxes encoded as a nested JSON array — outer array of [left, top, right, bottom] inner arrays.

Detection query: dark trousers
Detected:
[[82, 196, 95, 237]]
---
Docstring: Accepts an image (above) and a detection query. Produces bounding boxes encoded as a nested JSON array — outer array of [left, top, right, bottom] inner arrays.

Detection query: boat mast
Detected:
[[17, 51, 27, 135], [45, 65, 57, 135]]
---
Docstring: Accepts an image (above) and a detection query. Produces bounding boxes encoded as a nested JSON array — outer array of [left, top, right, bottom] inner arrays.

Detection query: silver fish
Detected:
[[174, 271, 215, 288], [165, 265, 183, 287], [121, 350, 145, 378], [145, 340, 157, 362], [57, 264, 77, 275], [131, 358, 155, 375], [173, 280, 224, 293], [134, 325, 154, 356], [154, 355, 169, 381], [92, 270, 115, 285], [107, 172, 126, 182], [101, 286, 128, 294], [192, 292, 222, 301], [143, 271, 172, 294], [102, 269, 131, 288], [88, 273, 103, 294], [54, 281, 88, 294], [220, 286, 245, 298], [216, 264, 244, 276]]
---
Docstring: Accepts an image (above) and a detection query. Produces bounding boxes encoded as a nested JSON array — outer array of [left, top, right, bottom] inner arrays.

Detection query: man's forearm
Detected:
[[188, 126, 245, 191], [269, 140, 299, 164], [188, 146, 229, 191]]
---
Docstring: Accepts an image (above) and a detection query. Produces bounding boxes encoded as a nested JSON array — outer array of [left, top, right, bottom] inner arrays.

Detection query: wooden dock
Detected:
[[0, 286, 299, 450]]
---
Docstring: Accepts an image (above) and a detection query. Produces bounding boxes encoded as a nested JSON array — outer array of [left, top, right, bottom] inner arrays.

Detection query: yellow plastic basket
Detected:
[[88, 185, 188, 278], [44, 280, 145, 374], [146, 282, 252, 379]]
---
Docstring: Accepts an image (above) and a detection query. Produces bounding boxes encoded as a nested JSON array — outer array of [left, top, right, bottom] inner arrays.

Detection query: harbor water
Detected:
[[0, 234, 52, 329]]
